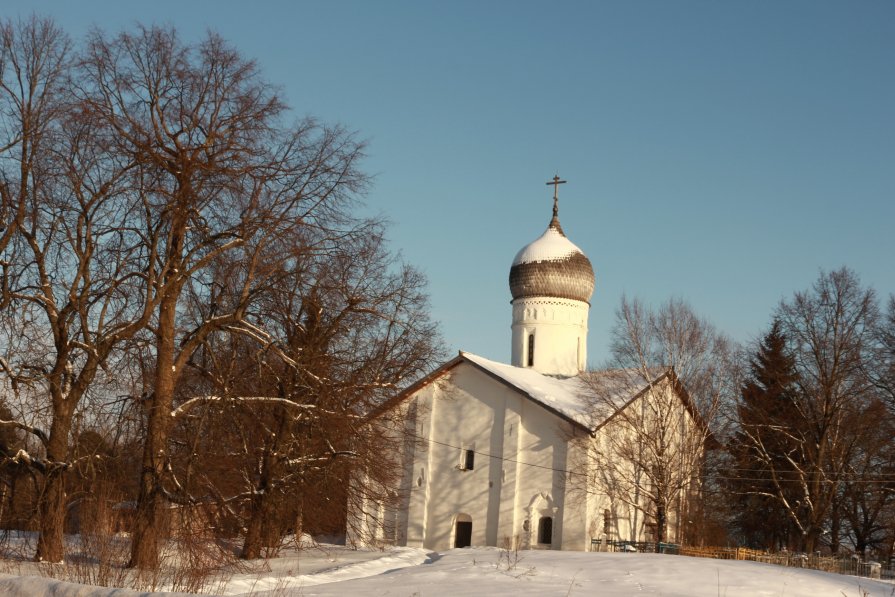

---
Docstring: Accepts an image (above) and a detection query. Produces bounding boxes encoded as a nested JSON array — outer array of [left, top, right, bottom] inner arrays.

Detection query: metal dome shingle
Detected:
[[509, 218, 595, 303]]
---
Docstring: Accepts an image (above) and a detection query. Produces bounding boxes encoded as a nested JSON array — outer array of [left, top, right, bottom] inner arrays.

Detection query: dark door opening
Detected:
[[455, 520, 472, 548], [538, 516, 553, 545]]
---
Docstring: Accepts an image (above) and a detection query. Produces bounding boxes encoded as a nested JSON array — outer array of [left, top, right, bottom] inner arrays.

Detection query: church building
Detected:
[[354, 178, 701, 551]]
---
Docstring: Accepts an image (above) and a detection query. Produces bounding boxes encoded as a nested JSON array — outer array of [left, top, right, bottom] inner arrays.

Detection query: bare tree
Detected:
[[737, 268, 879, 552], [873, 295, 895, 409], [574, 296, 729, 549], [164, 220, 441, 559], [75, 25, 368, 568], [0, 17, 157, 563], [0, 18, 71, 499], [0, 17, 59, 283], [839, 398, 895, 556]]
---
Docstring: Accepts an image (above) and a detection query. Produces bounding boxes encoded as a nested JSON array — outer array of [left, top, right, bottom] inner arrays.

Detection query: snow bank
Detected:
[[0, 573, 192, 597], [2, 546, 891, 597], [297, 549, 895, 597]]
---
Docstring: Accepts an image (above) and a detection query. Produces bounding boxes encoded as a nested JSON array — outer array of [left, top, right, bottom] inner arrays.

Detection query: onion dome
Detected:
[[509, 197, 595, 303]]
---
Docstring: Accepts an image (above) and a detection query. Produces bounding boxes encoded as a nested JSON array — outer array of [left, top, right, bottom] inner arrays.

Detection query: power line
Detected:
[[405, 432, 895, 484], [407, 431, 585, 477]]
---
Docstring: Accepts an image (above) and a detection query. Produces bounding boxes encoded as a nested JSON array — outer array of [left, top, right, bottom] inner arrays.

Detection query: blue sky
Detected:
[[11, 1, 894, 366]]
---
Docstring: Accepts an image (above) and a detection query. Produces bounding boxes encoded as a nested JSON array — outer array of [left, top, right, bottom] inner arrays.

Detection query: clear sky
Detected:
[[9, 1, 895, 366]]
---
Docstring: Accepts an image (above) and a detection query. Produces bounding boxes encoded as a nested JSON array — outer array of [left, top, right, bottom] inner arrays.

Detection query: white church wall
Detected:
[[345, 400, 419, 548], [403, 381, 436, 548], [420, 364, 506, 550], [390, 362, 583, 551], [559, 433, 589, 550], [594, 424, 647, 543], [566, 425, 640, 548], [509, 387, 580, 550], [496, 404, 521, 545], [360, 365, 707, 553], [396, 395, 424, 547]]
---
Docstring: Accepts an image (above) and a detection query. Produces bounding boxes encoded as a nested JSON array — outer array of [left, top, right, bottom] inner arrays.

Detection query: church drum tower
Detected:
[[508, 177, 595, 377]]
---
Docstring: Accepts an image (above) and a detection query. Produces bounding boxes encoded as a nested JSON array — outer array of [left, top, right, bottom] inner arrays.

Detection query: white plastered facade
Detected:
[[350, 354, 699, 551], [372, 359, 588, 550]]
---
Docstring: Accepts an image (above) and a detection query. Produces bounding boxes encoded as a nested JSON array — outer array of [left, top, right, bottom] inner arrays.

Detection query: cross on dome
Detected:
[[509, 175, 594, 305], [546, 175, 566, 219]]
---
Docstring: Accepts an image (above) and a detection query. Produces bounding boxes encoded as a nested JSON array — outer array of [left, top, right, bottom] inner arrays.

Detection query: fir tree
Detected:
[[729, 321, 803, 549]]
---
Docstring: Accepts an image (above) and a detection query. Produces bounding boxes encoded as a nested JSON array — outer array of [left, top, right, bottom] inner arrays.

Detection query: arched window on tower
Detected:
[[527, 333, 535, 367]]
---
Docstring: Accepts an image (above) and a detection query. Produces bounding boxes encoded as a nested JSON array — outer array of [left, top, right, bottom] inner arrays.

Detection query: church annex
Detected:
[[353, 178, 702, 551]]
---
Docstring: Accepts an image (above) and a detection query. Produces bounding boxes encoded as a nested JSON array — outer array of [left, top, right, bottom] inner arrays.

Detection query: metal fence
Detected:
[[589, 539, 894, 581], [589, 539, 675, 553]]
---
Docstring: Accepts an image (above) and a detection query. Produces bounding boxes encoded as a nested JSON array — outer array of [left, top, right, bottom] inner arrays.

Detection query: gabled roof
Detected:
[[461, 352, 632, 429], [376, 351, 680, 433]]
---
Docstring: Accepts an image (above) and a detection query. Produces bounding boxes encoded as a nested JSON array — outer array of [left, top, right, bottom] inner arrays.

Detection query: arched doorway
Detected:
[[537, 516, 553, 546], [525, 492, 558, 549], [453, 513, 473, 548]]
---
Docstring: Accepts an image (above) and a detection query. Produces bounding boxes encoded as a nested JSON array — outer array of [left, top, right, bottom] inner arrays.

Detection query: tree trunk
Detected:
[[35, 468, 66, 562], [654, 501, 666, 553], [129, 476, 164, 569], [242, 403, 291, 560], [855, 538, 867, 559], [241, 495, 266, 560], [241, 451, 275, 559], [294, 497, 303, 544], [0, 483, 7, 530], [129, 296, 178, 569], [829, 505, 841, 555], [35, 412, 72, 563], [241, 487, 279, 560], [803, 528, 819, 553]]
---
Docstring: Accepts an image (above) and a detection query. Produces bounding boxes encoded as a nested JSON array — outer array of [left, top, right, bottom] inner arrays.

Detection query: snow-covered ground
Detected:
[[0, 545, 892, 597]]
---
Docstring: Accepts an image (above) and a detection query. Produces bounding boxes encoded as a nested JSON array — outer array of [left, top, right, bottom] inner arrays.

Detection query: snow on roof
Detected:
[[511, 226, 586, 266], [460, 352, 662, 429]]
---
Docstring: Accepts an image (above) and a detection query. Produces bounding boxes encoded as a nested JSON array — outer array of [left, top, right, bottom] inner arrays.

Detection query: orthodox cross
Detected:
[[546, 175, 566, 218]]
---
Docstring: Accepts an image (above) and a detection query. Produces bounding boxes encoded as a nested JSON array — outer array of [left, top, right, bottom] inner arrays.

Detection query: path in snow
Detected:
[[227, 546, 434, 595]]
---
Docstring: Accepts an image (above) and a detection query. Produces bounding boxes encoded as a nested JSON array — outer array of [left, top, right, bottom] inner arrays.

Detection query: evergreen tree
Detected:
[[729, 321, 803, 549]]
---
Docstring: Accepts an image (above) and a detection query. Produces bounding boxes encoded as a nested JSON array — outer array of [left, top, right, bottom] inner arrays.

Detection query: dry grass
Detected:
[[0, 497, 247, 594]]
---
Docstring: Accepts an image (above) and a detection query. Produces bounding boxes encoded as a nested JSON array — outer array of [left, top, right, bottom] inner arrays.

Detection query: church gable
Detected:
[[384, 350, 690, 437], [379, 351, 590, 431], [411, 357, 580, 440], [459, 353, 591, 430]]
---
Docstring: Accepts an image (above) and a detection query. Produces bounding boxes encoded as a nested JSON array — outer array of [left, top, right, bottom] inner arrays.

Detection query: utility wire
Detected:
[[407, 431, 585, 477], [405, 432, 895, 484]]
